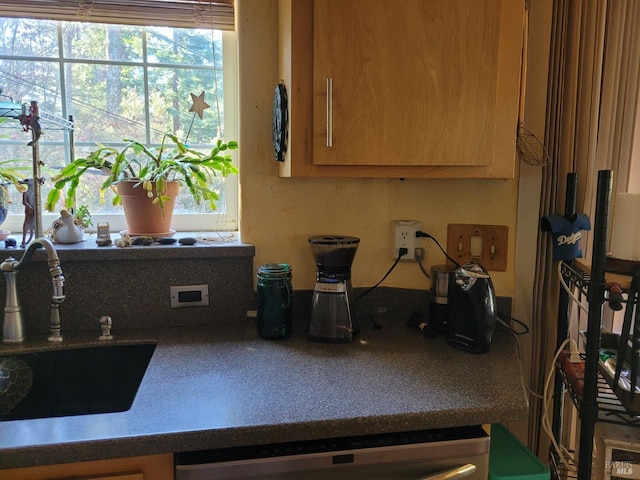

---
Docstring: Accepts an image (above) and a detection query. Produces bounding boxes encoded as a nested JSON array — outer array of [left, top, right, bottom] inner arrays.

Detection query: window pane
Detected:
[[146, 27, 219, 66], [148, 66, 224, 143], [0, 59, 63, 108], [62, 23, 143, 62], [0, 18, 58, 57], [66, 63, 147, 142]]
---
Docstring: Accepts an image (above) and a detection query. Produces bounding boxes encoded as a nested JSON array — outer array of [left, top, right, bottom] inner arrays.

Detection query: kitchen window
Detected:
[[0, 14, 238, 234]]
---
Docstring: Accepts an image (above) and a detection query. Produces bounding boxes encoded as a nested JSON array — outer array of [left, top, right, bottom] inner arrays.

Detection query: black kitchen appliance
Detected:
[[447, 263, 497, 354], [307, 235, 359, 343]]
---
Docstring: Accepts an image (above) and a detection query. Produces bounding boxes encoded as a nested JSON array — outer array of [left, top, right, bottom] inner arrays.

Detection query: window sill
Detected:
[[0, 232, 255, 262]]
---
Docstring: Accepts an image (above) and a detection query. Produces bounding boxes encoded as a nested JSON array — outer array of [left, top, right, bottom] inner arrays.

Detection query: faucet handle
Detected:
[[98, 316, 113, 340]]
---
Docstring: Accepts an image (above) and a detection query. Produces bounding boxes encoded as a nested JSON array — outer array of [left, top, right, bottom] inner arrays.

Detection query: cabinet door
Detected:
[[313, 0, 501, 168], [278, 0, 524, 178]]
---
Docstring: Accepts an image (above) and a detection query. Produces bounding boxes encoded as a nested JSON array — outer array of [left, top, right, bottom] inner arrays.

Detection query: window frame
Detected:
[[0, 22, 238, 234]]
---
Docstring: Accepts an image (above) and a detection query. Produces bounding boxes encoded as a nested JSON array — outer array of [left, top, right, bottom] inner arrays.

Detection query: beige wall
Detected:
[[236, 0, 519, 295], [511, 0, 553, 446]]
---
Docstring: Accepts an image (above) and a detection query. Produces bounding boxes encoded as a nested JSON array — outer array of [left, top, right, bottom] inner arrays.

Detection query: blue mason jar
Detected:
[[256, 263, 293, 339]]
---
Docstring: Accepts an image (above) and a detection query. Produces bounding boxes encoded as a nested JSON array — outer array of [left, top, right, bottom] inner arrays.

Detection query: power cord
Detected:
[[542, 338, 579, 474], [355, 248, 407, 301], [503, 331, 578, 473], [414, 247, 430, 280], [557, 261, 588, 314], [498, 320, 542, 402], [415, 231, 461, 267], [496, 313, 530, 336]]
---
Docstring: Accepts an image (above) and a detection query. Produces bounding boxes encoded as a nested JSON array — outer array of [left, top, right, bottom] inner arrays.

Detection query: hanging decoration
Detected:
[[272, 82, 288, 162], [184, 90, 211, 143], [77, 0, 94, 21], [540, 173, 591, 261], [189, 90, 211, 120]]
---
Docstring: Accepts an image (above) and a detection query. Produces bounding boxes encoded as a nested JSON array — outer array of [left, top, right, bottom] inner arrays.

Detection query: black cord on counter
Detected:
[[355, 248, 407, 302], [497, 312, 530, 335]]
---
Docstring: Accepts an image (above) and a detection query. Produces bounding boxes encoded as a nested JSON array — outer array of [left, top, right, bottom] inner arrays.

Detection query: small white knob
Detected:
[[99, 315, 113, 340]]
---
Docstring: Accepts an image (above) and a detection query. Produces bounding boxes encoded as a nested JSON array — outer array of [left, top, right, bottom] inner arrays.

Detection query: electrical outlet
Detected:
[[391, 220, 422, 261], [170, 284, 209, 308]]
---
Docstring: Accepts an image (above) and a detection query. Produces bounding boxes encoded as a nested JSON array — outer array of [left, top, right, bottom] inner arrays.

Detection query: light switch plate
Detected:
[[446, 224, 508, 271]]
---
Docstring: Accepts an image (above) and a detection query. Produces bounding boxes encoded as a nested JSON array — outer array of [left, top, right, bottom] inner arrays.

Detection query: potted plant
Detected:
[[0, 159, 32, 229], [45, 133, 238, 236]]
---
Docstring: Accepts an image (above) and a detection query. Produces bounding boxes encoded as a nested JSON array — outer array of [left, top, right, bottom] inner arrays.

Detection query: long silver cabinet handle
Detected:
[[326, 77, 333, 147], [418, 463, 477, 480]]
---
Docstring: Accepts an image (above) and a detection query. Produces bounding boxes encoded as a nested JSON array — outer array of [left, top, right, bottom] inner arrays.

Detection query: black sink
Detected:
[[0, 341, 156, 421]]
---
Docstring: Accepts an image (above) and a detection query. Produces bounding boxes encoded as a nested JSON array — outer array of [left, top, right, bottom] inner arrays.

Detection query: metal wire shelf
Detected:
[[556, 354, 640, 427], [549, 448, 577, 480], [560, 262, 591, 293]]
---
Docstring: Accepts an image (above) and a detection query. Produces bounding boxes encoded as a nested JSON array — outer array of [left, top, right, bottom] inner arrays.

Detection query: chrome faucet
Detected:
[[1, 238, 65, 343]]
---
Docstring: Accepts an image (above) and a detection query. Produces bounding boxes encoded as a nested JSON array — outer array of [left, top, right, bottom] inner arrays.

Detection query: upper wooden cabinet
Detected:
[[277, 0, 524, 178]]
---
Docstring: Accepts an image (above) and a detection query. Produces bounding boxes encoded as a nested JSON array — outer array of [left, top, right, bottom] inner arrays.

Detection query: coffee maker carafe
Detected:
[[307, 235, 360, 343]]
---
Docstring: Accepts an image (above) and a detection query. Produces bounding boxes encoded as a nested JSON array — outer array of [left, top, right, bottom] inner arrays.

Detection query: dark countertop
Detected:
[[0, 319, 529, 469]]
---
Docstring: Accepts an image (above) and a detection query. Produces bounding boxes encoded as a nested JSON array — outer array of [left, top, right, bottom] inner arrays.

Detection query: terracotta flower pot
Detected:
[[116, 180, 179, 236]]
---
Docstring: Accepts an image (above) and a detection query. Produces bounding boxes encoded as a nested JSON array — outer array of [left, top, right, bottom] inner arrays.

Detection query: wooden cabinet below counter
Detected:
[[277, 0, 524, 178], [1, 454, 173, 480]]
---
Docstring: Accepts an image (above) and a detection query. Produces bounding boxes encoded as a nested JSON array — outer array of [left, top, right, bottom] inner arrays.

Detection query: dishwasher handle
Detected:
[[418, 463, 476, 480]]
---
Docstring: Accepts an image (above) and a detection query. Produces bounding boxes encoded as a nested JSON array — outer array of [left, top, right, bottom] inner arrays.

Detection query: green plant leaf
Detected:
[[45, 131, 238, 214], [45, 189, 60, 212]]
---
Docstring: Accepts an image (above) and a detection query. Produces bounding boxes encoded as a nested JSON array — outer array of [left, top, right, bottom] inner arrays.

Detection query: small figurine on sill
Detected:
[[20, 178, 35, 248], [115, 232, 132, 248], [50, 209, 85, 244], [96, 222, 112, 246]]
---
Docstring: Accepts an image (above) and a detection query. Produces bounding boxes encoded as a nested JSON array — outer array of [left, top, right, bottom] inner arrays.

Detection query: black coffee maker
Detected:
[[446, 262, 497, 354], [307, 235, 360, 343]]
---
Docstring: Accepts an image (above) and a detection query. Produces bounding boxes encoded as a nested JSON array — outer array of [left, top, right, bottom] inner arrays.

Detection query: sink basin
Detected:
[[0, 340, 156, 421]]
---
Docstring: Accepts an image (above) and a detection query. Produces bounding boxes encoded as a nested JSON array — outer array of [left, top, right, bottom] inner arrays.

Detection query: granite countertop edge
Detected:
[[0, 322, 529, 469]]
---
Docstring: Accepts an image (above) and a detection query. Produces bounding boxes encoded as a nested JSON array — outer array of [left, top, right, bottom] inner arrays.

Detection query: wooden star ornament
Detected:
[[189, 91, 210, 120]]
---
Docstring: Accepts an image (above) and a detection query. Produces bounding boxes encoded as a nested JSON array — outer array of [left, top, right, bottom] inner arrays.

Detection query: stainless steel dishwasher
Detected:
[[175, 425, 489, 479]]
